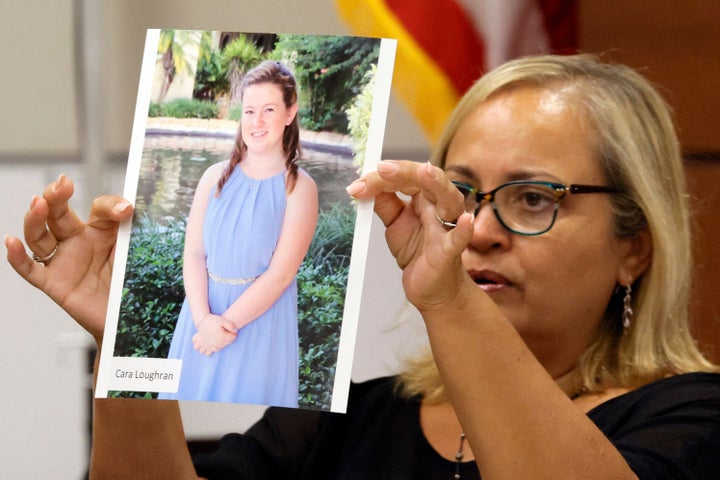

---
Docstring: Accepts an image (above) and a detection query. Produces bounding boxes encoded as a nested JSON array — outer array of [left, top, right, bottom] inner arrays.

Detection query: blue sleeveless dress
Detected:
[[160, 166, 299, 407]]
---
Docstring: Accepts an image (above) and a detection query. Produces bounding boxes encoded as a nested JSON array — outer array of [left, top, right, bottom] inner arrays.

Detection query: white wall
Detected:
[[0, 1, 430, 477], [0, 0, 429, 158], [0, 164, 99, 478], [0, 0, 79, 155]]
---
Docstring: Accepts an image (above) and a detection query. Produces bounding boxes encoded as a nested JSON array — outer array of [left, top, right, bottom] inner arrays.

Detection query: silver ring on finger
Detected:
[[436, 214, 457, 229], [31, 242, 61, 264]]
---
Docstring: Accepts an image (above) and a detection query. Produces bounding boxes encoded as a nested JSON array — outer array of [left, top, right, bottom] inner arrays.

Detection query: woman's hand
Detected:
[[347, 160, 475, 311], [5, 175, 133, 342], [192, 314, 238, 356]]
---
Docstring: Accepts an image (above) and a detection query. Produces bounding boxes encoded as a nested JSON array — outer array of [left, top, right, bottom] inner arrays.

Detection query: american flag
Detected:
[[335, 0, 578, 142]]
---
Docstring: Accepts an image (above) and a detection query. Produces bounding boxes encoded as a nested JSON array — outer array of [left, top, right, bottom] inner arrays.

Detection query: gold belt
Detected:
[[207, 270, 258, 285]]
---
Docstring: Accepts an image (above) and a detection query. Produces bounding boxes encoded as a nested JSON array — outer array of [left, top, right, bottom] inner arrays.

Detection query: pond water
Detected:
[[134, 134, 359, 226]]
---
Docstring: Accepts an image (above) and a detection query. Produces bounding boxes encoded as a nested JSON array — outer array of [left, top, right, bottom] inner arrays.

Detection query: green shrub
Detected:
[[296, 202, 355, 409], [297, 264, 348, 408], [114, 216, 185, 359], [148, 102, 164, 117], [151, 98, 219, 119], [228, 104, 243, 122], [304, 203, 355, 268]]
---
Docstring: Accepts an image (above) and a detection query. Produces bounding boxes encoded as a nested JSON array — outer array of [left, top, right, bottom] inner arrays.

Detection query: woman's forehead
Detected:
[[445, 87, 599, 183]]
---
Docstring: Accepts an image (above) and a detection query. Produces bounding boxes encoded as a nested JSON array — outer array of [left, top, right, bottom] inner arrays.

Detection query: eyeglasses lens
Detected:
[[455, 183, 559, 235]]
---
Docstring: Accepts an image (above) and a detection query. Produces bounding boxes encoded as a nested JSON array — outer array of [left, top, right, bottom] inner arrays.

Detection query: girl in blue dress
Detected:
[[160, 61, 318, 406]]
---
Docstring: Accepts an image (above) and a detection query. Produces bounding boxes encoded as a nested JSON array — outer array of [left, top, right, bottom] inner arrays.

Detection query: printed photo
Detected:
[[95, 29, 396, 412]]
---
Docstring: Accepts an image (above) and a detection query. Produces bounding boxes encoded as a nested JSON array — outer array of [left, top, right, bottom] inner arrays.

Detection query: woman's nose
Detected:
[[467, 203, 511, 252]]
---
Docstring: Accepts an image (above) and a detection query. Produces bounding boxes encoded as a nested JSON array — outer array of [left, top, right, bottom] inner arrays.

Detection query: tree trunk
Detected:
[[158, 49, 176, 104]]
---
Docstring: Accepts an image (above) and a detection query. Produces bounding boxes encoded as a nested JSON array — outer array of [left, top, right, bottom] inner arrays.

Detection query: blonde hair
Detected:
[[398, 54, 717, 403]]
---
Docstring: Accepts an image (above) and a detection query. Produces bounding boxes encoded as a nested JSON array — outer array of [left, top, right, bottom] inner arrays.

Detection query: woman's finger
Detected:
[[421, 200, 475, 258], [373, 192, 407, 227], [410, 162, 465, 224], [42, 174, 86, 242], [450, 212, 476, 251], [23, 195, 58, 260], [87, 196, 134, 230], [347, 167, 421, 199], [350, 160, 465, 223], [5, 234, 42, 288]]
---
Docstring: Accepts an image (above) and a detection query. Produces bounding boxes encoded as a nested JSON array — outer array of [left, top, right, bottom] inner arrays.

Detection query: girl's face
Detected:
[[241, 82, 297, 158], [444, 86, 640, 376]]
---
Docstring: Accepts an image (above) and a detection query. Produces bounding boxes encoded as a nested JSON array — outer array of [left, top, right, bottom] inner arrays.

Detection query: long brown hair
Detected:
[[216, 60, 302, 194]]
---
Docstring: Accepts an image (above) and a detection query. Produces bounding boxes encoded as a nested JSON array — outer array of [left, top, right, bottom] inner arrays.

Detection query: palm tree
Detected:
[[156, 29, 201, 104], [221, 35, 264, 107]]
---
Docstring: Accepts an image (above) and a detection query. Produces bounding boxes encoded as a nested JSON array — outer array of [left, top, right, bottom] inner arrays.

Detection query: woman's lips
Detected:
[[469, 270, 513, 293]]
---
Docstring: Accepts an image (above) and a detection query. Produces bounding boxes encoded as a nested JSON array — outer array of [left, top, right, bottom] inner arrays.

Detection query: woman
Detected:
[[159, 60, 319, 406], [7, 54, 720, 478]]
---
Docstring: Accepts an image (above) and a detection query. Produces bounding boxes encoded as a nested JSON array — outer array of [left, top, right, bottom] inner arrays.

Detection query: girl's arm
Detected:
[[223, 170, 319, 330], [183, 163, 221, 326], [184, 163, 238, 354]]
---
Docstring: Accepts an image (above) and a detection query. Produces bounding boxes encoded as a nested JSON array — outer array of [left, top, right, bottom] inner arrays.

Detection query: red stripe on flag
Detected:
[[385, 0, 486, 95], [535, 0, 579, 54]]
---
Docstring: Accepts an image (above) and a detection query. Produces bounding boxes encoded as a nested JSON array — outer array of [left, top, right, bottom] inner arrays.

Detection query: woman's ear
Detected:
[[617, 228, 653, 285], [286, 102, 299, 125]]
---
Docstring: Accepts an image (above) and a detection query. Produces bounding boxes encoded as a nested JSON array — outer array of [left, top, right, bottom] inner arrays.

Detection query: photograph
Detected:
[[94, 29, 396, 412]]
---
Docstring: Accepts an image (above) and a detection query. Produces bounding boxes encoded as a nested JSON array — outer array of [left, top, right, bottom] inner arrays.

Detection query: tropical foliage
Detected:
[[272, 34, 380, 132], [346, 63, 377, 174], [193, 31, 228, 101], [156, 30, 202, 104], [153, 30, 381, 135], [220, 35, 264, 107]]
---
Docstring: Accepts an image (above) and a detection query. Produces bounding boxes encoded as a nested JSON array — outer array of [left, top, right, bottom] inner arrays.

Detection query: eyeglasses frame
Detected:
[[451, 180, 621, 236]]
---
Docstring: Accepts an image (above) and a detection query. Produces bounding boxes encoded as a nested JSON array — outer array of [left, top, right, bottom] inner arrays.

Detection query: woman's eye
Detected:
[[522, 192, 545, 206], [513, 188, 555, 210]]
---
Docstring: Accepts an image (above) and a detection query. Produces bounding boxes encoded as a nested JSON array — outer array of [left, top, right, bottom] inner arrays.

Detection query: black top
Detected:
[[193, 372, 720, 479]]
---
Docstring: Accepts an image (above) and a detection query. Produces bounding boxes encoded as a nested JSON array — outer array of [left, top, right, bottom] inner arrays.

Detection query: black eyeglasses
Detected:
[[451, 180, 620, 236]]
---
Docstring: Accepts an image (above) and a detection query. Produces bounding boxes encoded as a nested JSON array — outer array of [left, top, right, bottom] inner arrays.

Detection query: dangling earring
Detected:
[[622, 280, 633, 330]]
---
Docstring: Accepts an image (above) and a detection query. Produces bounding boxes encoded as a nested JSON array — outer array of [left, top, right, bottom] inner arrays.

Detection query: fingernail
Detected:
[[30, 194, 39, 210], [113, 201, 131, 214], [377, 160, 399, 174], [425, 161, 437, 179], [54, 174, 65, 191], [345, 180, 366, 197]]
